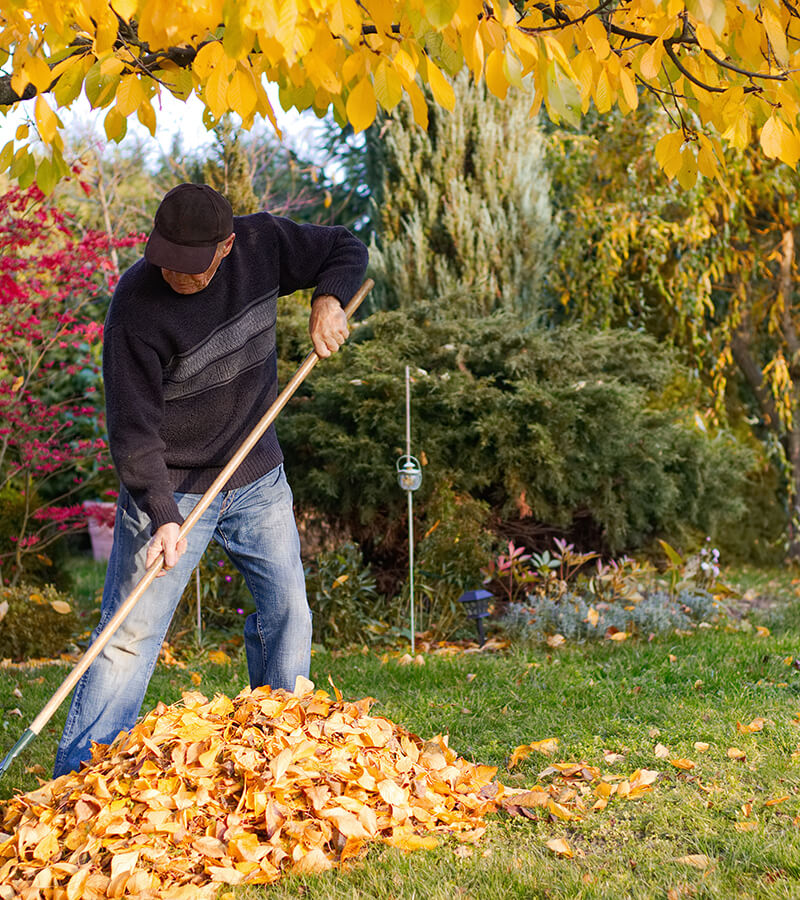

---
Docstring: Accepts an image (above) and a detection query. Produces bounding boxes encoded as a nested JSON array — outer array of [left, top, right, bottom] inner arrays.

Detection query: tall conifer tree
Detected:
[[367, 72, 552, 319]]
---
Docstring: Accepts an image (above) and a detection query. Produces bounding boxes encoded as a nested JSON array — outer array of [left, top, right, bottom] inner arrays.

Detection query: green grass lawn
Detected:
[[1, 564, 800, 898]]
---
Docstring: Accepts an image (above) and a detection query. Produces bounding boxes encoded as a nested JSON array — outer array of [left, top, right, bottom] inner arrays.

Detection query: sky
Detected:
[[0, 86, 331, 172]]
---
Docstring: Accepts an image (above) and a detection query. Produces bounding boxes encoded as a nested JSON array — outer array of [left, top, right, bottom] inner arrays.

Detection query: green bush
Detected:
[[413, 483, 499, 639], [305, 542, 387, 647], [0, 583, 78, 660], [278, 306, 755, 563]]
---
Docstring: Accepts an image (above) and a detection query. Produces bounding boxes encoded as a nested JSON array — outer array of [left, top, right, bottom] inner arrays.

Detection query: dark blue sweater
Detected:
[[103, 212, 368, 531]]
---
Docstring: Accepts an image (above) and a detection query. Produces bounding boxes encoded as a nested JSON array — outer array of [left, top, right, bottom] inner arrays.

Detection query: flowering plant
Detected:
[[0, 183, 142, 583]]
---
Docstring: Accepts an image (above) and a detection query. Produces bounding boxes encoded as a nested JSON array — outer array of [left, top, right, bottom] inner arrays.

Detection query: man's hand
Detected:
[[146, 522, 187, 576], [309, 294, 349, 358]]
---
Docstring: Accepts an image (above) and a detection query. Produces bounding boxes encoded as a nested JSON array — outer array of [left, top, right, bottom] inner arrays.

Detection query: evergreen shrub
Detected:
[[278, 305, 754, 569], [0, 583, 77, 660]]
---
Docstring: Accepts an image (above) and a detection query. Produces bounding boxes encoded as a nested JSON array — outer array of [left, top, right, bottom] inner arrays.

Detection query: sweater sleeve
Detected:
[[103, 323, 183, 533], [270, 216, 369, 305]]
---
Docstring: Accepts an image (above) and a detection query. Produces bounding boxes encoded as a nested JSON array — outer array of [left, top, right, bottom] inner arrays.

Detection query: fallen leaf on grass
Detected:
[[206, 649, 231, 665], [509, 738, 559, 767], [670, 759, 696, 771], [694, 742, 710, 753], [727, 748, 747, 760], [545, 838, 574, 858], [735, 822, 758, 832], [675, 854, 714, 869], [737, 718, 767, 734], [603, 751, 626, 765], [755, 626, 771, 637], [546, 634, 566, 648], [655, 743, 670, 759], [765, 796, 789, 807]]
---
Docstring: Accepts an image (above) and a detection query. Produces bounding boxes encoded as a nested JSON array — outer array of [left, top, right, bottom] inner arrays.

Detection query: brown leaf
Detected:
[[545, 837, 574, 857], [675, 854, 713, 868], [736, 717, 767, 734]]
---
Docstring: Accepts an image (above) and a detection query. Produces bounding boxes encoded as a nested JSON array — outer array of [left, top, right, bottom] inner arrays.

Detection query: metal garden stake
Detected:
[[396, 365, 422, 655]]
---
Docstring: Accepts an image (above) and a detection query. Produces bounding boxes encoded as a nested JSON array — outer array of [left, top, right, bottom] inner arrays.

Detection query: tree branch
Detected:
[[730, 310, 782, 431]]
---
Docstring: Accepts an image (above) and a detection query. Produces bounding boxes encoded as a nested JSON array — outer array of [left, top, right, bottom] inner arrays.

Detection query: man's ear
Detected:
[[221, 233, 236, 257]]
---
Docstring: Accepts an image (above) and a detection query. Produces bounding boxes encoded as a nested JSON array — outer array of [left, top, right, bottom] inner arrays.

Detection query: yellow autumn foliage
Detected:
[[2, 2, 800, 191]]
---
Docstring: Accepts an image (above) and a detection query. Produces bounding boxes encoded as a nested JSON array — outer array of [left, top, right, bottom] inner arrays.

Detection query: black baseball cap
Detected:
[[145, 184, 234, 274]]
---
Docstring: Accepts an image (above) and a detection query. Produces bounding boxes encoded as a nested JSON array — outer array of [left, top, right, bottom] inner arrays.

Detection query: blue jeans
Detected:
[[53, 464, 311, 777]]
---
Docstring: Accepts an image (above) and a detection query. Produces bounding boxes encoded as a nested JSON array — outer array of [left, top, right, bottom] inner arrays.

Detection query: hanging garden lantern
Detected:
[[396, 455, 422, 492]]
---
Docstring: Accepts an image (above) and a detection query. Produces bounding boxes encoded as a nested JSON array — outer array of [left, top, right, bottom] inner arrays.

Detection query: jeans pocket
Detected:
[[118, 485, 148, 528]]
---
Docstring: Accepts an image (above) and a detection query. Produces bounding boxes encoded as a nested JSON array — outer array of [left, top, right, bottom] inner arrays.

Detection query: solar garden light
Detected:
[[397, 365, 422, 655], [457, 589, 493, 646]]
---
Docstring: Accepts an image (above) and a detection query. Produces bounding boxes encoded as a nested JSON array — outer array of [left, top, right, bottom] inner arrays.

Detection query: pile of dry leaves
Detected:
[[0, 678, 498, 898], [0, 679, 660, 897]]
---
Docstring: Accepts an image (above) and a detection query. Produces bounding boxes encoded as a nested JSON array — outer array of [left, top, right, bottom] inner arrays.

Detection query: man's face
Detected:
[[161, 234, 235, 295]]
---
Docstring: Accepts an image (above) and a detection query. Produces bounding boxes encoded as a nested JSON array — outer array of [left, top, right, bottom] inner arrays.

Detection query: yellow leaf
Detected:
[[759, 117, 800, 168], [736, 717, 766, 734], [545, 837, 574, 857], [104, 106, 128, 143], [676, 854, 713, 868], [425, 0, 459, 30], [547, 633, 566, 647], [584, 16, 610, 61], [619, 67, 638, 110], [727, 747, 746, 760], [639, 38, 664, 80], [765, 795, 789, 806], [228, 68, 258, 119], [755, 625, 770, 638], [137, 99, 156, 136], [594, 68, 612, 114], [406, 80, 429, 129], [115, 73, 146, 116], [385, 833, 439, 850], [34, 96, 59, 145], [655, 130, 684, 179], [587, 607, 600, 627], [205, 68, 230, 120], [654, 743, 670, 759], [50, 600, 71, 614], [426, 59, 455, 111], [763, 8, 789, 67], [669, 758, 696, 771], [608, 631, 629, 642], [207, 649, 231, 665], [11, 375, 24, 392], [111, 0, 138, 21], [292, 847, 333, 874], [346, 76, 376, 133], [694, 742, 710, 753], [677, 145, 698, 190], [374, 60, 403, 111]]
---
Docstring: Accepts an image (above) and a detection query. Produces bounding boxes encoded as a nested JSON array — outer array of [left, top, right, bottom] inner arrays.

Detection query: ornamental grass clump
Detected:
[[494, 538, 726, 644]]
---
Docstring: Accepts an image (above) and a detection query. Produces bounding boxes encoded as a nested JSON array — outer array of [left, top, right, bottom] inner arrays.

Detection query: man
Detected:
[[54, 183, 368, 777]]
